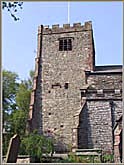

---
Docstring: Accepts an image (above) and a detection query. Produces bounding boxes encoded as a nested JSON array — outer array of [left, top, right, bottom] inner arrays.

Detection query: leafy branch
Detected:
[[2, 2, 23, 21]]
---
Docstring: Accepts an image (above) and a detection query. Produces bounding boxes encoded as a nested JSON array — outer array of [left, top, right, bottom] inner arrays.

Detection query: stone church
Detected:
[[28, 21, 122, 155]]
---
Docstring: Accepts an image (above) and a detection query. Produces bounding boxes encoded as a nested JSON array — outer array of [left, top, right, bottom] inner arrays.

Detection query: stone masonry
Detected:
[[28, 21, 122, 154]]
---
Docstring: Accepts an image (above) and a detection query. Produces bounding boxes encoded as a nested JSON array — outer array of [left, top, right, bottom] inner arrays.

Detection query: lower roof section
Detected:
[[90, 65, 122, 74]]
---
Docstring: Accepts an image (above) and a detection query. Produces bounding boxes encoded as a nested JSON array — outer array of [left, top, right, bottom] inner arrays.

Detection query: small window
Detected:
[[59, 40, 63, 51], [59, 38, 72, 51], [64, 83, 69, 89], [64, 40, 67, 50], [52, 83, 61, 88]]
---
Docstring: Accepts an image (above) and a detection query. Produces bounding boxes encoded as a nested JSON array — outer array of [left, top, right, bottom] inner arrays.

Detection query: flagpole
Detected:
[[68, 1, 70, 23]]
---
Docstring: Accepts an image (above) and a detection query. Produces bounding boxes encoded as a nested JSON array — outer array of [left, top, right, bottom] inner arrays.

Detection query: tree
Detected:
[[10, 79, 32, 136], [3, 70, 19, 130], [2, 69, 19, 155], [8, 70, 34, 135], [2, 2, 23, 21], [2, 69, 54, 160], [21, 130, 54, 162], [2, 69, 34, 155]]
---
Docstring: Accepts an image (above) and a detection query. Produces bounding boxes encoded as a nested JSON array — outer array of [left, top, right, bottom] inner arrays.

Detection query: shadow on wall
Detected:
[[119, 130, 122, 162], [77, 103, 93, 149], [54, 140, 68, 153], [109, 101, 116, 131], [44, 129, 69, 153]]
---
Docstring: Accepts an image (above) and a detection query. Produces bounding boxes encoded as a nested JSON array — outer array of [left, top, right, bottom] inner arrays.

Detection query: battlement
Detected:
[[38, 21, 92, 35]]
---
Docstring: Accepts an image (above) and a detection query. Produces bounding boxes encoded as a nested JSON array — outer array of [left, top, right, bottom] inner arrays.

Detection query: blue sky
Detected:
[[2, 2, 123, 80]]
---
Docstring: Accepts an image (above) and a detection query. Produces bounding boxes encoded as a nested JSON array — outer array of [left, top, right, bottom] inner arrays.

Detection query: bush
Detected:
[[102, 154, 114, 163], [20, 130, 54, 162]]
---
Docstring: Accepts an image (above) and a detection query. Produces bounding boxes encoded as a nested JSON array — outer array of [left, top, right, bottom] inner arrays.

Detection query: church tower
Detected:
[[28, 21, 95, 151], [28, 21, 122, 154]]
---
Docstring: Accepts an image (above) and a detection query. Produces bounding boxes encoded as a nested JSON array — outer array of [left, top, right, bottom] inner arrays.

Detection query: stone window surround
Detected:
[[59, 37, 74, 51]]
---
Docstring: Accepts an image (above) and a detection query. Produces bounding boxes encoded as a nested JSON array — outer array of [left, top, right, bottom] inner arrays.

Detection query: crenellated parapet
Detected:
[[38, 21, 92, 35]]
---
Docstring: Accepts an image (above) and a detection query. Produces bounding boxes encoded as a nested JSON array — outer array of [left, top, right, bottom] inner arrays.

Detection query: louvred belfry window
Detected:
[[59, 38, 72, 51]]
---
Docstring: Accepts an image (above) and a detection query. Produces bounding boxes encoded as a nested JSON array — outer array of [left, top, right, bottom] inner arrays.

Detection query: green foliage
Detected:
[[2, 69, 33, 134], [59, 153, 113, 163], [3, 69, 19, 134], [102, 154, 114, 163], [3, 70, 19, 114], [8, 72, 33, 137], [9, 110, 26, 135], [13, 71, 34, 135], [58, 154, 101, 163], [2, 133, 13, 155], [21, 130, 54, 162], [2, 2, 23, 21], [2, 69, 34, 155], [16, 81, 31, 112], [2, 70, 19, 155]]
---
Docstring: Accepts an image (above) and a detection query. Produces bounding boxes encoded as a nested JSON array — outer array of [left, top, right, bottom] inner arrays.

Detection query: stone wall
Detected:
[[40, 22, 95, 149], [78, 100, 122, 153], [28, 26, 43, 134], [79, 71, 122, 153], [86, 73, 122, 89], [29, 21, 122, 154], [87, 101, 113, 152]]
